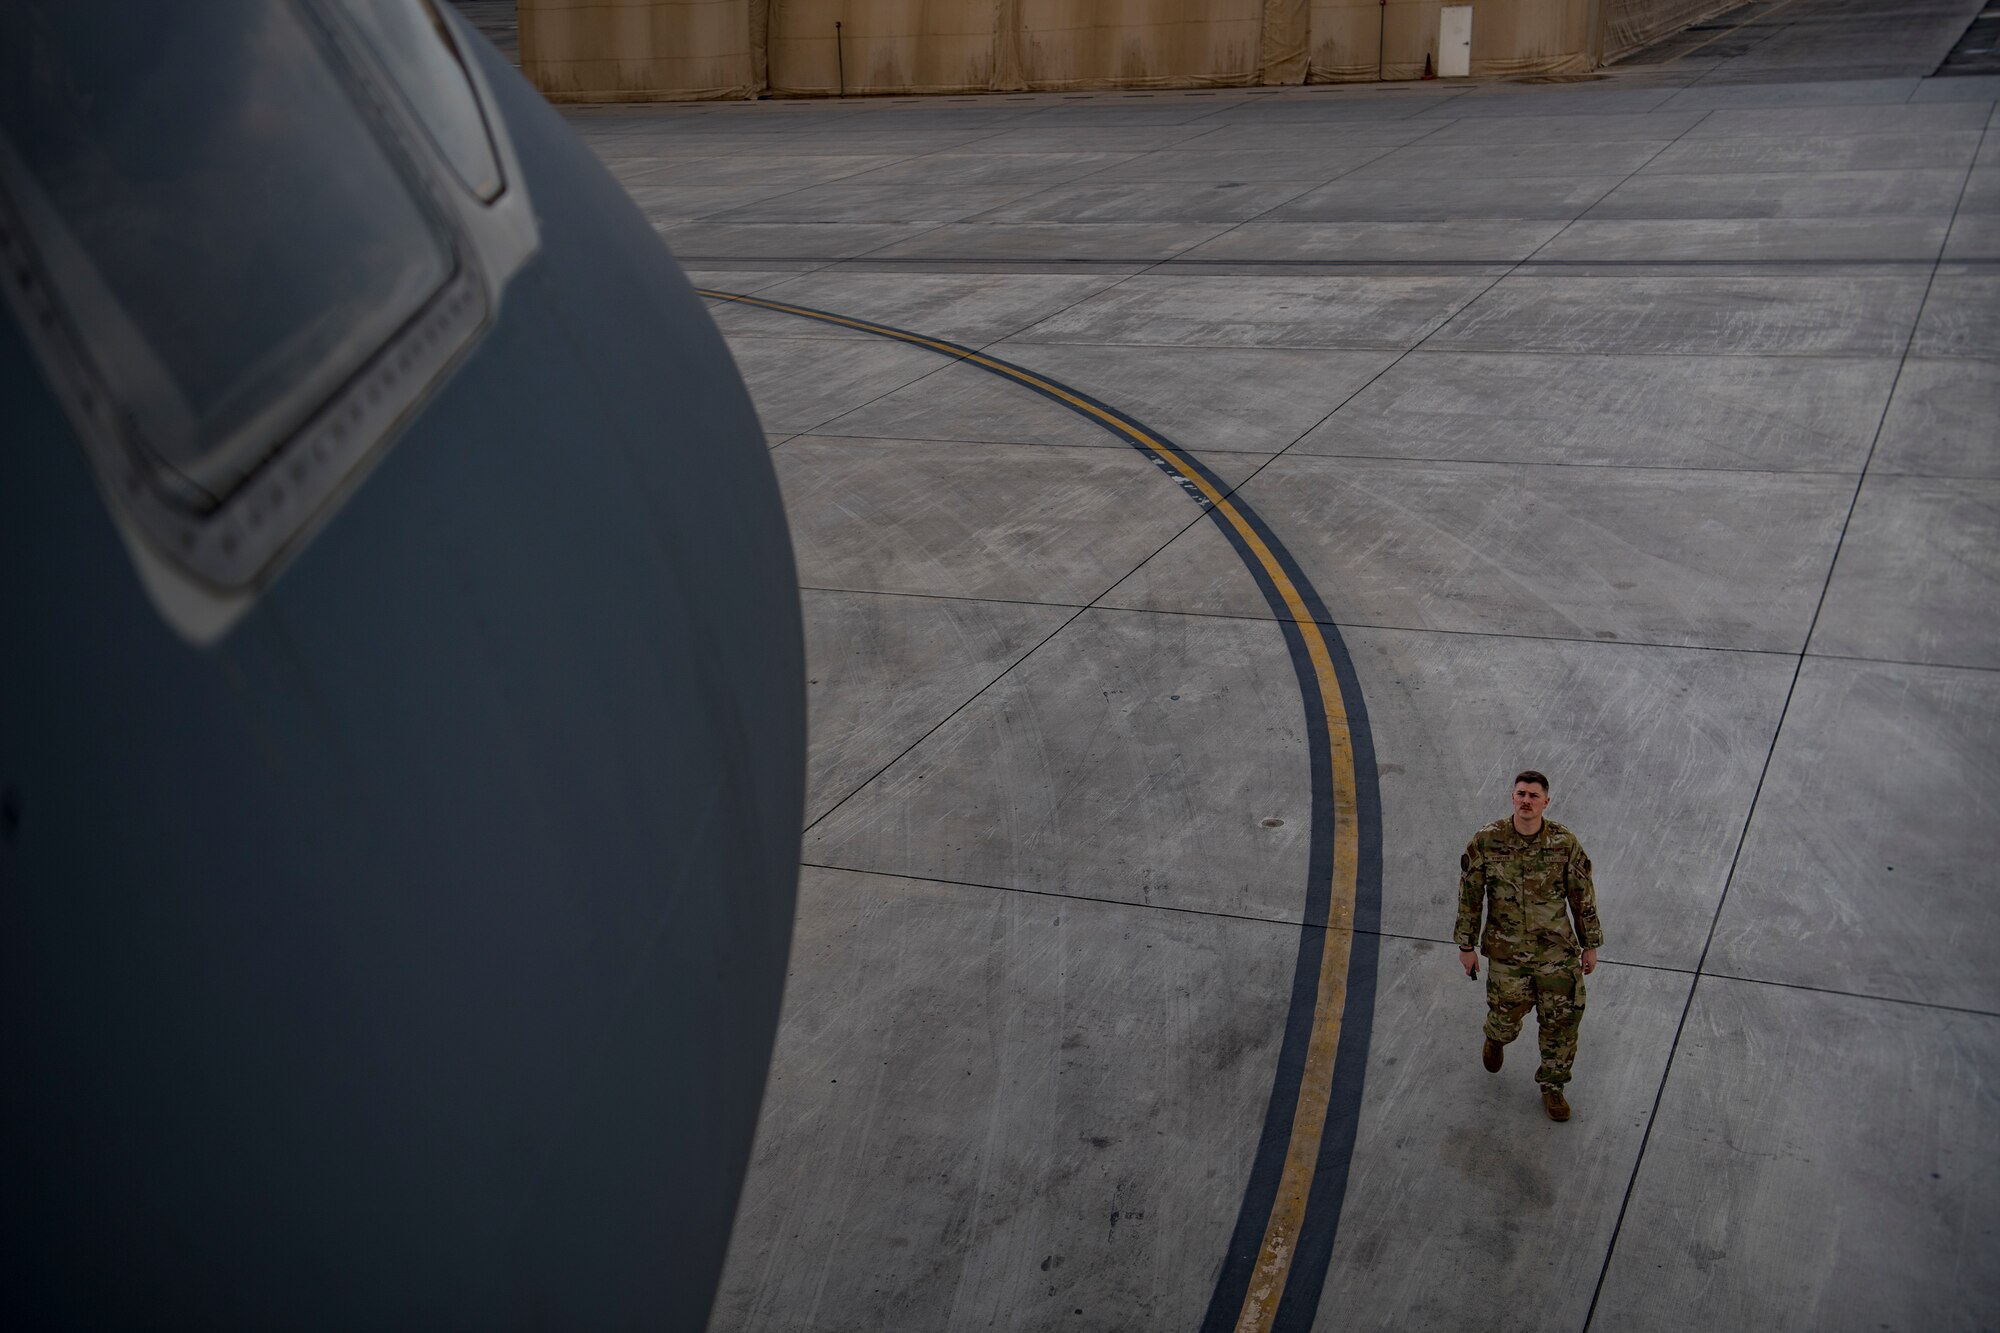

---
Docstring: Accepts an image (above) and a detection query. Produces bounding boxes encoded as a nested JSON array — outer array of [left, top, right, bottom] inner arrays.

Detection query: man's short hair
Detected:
[[1513, 770, 1551, 793]]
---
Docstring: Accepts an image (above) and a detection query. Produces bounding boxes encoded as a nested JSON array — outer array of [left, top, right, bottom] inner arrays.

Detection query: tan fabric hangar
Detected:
[[519, 1, 1738, 101]]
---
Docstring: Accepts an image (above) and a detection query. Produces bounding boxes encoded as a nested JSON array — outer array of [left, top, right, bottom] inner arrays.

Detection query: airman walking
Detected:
[[1455, 770, 1603, 1122]]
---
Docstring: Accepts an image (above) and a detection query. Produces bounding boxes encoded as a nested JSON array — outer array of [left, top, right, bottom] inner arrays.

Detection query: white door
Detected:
[[1440, 5, 1472, 78]]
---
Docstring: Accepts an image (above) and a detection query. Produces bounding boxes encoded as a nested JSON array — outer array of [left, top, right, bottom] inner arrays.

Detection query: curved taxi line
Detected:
[[697, 287, 1384, 1333]]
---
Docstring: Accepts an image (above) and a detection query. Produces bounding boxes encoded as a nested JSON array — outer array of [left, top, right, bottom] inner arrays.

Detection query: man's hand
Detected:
[[1581, 947, 1598, 976], [1459, 947, 1478, 978]]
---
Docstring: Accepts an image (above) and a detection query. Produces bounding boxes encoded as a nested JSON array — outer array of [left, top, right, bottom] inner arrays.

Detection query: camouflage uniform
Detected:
[[1455, 818, 1603, 1091]]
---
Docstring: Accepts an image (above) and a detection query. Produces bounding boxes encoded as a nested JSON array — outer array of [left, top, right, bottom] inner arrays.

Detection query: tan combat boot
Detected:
[[1542, 1087, 1571, 1122], [1482, 1038, 1503, 1073]]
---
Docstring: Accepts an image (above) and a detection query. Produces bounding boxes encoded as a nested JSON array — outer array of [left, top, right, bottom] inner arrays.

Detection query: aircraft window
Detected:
[[0, 0, 453, 508], [342, 0, 506, 202]]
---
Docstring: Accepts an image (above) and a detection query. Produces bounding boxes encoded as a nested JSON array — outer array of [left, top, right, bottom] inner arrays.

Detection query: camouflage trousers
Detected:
[[1484, 958, 1587, 1090]]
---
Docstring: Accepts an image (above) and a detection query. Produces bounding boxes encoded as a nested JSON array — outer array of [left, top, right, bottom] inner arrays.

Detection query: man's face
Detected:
[[1513, 783, 1549, 820]]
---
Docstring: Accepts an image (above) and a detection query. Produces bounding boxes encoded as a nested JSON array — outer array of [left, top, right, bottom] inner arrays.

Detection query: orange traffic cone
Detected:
[[1422, 53, 1436, 79]]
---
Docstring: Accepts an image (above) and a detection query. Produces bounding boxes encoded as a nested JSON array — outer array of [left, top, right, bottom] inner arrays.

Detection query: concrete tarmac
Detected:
[[554, 1, 1998, 1328]]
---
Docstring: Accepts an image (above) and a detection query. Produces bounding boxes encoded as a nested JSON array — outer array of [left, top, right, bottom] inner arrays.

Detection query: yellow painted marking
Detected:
[[699, 290, 1361, 1329]]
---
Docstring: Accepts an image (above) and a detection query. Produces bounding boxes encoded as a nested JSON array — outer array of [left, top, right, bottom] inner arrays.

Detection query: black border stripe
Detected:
[[698, 289, 1384, 1332]]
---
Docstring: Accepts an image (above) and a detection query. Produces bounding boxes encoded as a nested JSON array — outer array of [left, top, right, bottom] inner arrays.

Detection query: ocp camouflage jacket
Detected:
[[1455, 818, 1603, 968]]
